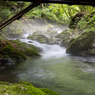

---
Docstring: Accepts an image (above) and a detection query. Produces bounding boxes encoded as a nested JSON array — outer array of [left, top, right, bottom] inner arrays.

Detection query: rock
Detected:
[[27, 31, 58, 44], [28, 41, 33, 43], [0, 58, 14, 66], [44, 30, 58, 38], [56, 29, 71, 39], [86, 48, 95, 56], [24, 49, 40, 57], [45, 24, 54, 31], [27, 33, 49, 44], [61, 37, 71, 48], [66, 30, 95, 54]]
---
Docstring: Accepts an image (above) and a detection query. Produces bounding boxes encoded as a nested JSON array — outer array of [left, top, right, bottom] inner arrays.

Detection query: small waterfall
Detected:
[[19, 33, 67, 59]]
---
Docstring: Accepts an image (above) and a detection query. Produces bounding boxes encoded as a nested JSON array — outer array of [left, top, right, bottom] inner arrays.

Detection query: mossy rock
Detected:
[[45, 24, 54, 31], [0, 45, 27, 61], [24, 49, 40, 57], [3, 55, 9, 58], [86, 48, 95, 56], [27, 33, 50, 44], [10, 40, 40, 52], [61, 37, 71, 48], [3, 20, 23, 38], [4, 27, 23, 38], [56, 30, 71, 39], [45, 30, 58, 37], [66, 30, 95, 54], [0, 81, 60, 95]]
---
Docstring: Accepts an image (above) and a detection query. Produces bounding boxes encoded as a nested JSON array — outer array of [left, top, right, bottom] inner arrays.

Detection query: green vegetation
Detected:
[[24, 49, 40, 57], [0, 81, 60, 95], [0, 41, 27, 61], [10, 40, 39, 52], [0, 39, 40, 62], [1, 0, 95, 25]]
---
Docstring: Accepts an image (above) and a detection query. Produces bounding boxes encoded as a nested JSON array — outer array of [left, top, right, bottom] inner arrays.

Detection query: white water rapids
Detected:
[[19, 33, 67, 59]]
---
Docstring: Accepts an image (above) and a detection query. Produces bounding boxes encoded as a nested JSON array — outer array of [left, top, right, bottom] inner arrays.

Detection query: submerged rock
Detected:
[[66, 30, 95, 54]]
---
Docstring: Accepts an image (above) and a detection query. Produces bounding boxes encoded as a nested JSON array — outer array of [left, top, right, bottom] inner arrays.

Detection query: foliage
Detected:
[[0, 0, 31, 23], [75, 11, 95, 30], [1, 0, 95, 25]]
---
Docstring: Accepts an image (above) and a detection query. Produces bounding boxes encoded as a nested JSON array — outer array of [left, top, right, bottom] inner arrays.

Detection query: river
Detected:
[[0, 34, 95, 95]]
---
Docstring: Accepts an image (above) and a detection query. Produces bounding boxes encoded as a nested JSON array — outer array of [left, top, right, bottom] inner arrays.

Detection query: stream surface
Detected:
[[1, 34, 95, 95]]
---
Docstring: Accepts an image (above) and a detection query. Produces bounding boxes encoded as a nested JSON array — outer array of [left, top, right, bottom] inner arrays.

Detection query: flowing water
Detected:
[[1, 34, 95, 95]]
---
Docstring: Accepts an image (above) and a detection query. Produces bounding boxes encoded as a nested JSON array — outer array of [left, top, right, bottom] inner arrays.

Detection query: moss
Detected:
[[3, 55, 9, 58], [0, 42, 6, 47], [27, 31, 50, 44], [0, 54, 3, 58], [10, 40, 39, 52], [12, 49, 27, 59], [56, 30, 71, 39], [0, 45, 27, 60], [66, 30, 95, 54], [40, 88, 60, 95], [0, 81, 60, 95], [24, 49, 40, 57], [61, 37, 71, 47], [0, 45, 15, 55], [0, 81, 10, 85], [17, 81, 33, 86]]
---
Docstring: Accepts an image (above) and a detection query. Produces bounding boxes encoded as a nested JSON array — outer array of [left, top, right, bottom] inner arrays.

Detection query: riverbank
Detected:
[[0, 81, 60, 95]]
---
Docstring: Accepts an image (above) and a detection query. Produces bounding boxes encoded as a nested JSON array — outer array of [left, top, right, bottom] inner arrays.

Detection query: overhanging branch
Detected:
[[0, 0, 44, 30]]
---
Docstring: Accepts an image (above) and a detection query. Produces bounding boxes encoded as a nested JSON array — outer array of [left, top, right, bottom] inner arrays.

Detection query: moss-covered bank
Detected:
[[0, 81, 60, 95], [0, 35, 40, 64]]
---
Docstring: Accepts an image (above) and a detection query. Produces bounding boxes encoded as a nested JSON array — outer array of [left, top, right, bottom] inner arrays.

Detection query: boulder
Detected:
[[56, 30, 71, 39], [0, 58, 14, 65], [44, 30, 58, 37], [45, 24, 54, 31], [86, 48, 95, 56], [66, 30, 95, 54], [61, 37, 71, 48], [27, 31, 58, 44], [27, 32, 50, 44]]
